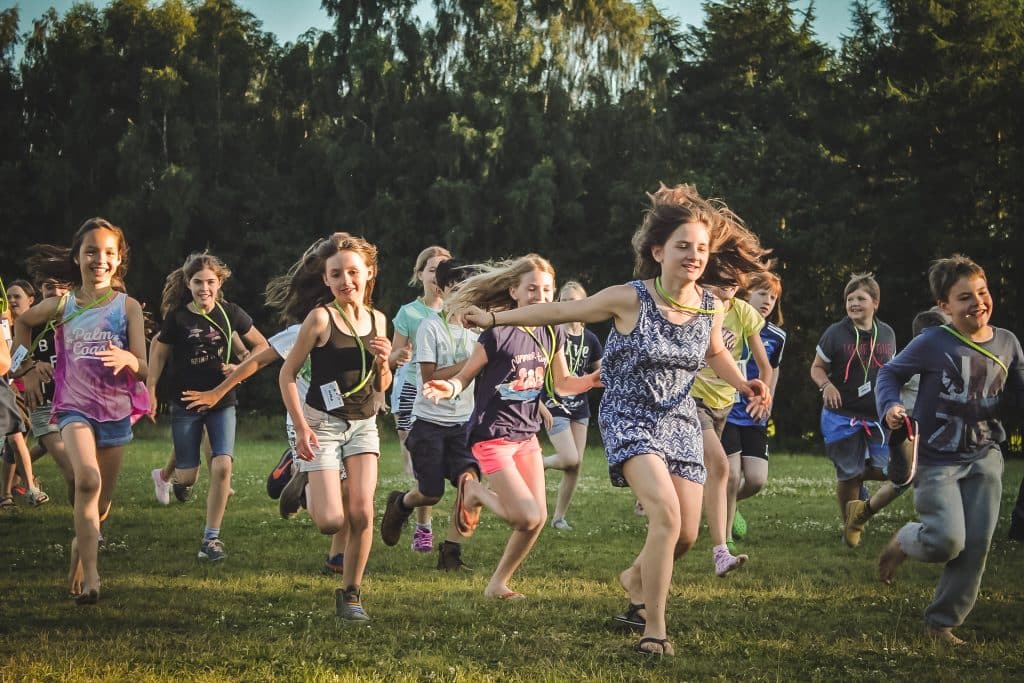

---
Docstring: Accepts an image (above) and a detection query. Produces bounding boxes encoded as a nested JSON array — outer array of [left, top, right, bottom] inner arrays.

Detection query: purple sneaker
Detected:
[[411, 525, 433, 553]]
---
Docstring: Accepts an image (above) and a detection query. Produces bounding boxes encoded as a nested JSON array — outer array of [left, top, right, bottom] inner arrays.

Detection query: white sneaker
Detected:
[[551, 518, 573, 531], [151, 468, 171, 505]]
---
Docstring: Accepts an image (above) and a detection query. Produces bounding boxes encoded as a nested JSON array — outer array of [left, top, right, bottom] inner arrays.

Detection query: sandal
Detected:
[[26, 488, 49, 506], [635, 637, 674, 656], [612, 602, 646, 630], [453, 472, 481, 536], [0, 495, 15, 511], [75, 588, 100, 606]]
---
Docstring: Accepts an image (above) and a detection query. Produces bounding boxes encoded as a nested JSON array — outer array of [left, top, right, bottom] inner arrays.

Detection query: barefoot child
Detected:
[[14, 218, 149, 604], [875, 255, 1024, 646], [422, 254, 599, 599]]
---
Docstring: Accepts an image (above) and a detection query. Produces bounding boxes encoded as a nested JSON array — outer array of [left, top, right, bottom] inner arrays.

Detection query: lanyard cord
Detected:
[[190, 301, 233, 362], [566, 329, 587, 375], [843, 320, 878, 384], [654, 277, 720, 315], [331, 302, 374, 397], [0, 275, 8, 316], [940, 325, 1008, 376], [518, 325, 559, 403], [29, 289, 114, 356]]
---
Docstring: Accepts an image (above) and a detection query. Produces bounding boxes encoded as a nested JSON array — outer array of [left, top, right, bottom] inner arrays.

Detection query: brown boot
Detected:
[[437, 540, 473, 572]]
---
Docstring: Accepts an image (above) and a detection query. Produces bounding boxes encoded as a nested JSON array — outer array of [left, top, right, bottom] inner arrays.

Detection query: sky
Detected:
[[7, 1, 857, 47]]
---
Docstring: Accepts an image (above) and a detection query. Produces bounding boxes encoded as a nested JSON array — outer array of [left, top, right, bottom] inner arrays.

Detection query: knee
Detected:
[[646, 500, 682, 537], [209, 457, 232, 481], [346, 505, 373, 533], [673, 529, 698, 558], [746, 476, 766, 495], [727, 467, 742, 489], [510, 502, 545, 532], [316, 516, 345, 536], [75, 470, 101, 497], [925, 532, 965, 562]]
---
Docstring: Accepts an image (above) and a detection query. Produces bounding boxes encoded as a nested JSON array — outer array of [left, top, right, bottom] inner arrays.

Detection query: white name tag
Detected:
[[1, 318, 10, 343], [10, 344, 28, 370], [320, 381, 344, 411], [857, 381, 871, 398]]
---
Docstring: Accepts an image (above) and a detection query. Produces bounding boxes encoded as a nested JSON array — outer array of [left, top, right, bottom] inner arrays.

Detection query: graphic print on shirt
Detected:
[[186, 323, 225, 367], [930, 351, 1005, 453], [497, 348, 549, 401]]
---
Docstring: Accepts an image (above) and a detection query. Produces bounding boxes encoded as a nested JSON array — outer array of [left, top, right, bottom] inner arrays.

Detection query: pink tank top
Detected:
[[51, 291, 149, 422]]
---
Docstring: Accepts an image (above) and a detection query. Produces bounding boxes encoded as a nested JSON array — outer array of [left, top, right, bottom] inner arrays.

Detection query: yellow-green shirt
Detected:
[[691, 298, 765, 409]]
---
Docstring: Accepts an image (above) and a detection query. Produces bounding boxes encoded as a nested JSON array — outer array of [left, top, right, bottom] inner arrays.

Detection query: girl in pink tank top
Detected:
[[14, 218, 149, 605]]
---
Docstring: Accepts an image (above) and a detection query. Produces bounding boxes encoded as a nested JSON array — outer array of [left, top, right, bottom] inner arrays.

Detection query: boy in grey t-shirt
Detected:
[[379, 260, 481, 571], [875, 256, 1024, 646]]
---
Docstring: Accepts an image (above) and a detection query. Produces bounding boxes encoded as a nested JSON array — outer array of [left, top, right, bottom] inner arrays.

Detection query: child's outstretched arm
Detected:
[[422, 342, 488, 403], [748, 332, 773, 390], [183, 344, 282, 411], [462, 284, 637, 331], [550, 348, 601, 396]]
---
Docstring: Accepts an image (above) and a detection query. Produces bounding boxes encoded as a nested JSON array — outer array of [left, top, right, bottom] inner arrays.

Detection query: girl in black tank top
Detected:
[[278, 233, 392, 622], [305, 304, 379, 421]]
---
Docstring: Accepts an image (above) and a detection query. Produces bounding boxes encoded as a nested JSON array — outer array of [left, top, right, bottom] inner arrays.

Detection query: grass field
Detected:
[[3, 419, 1024, 682]]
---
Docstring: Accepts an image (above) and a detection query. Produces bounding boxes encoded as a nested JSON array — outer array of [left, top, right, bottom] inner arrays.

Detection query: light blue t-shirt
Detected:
[[390, 298, 441, 407]]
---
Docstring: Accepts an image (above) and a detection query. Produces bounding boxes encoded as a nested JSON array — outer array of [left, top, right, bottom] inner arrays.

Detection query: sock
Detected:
[[417, 521, 432, 531], [713, 543, 730, 556], [864, 500, 874, 515], [203, 527, 220, 542]]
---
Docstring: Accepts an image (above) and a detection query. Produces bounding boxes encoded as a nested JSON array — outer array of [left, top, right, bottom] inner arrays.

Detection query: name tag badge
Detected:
[[320, 381, 344, 411], [857, 381, 871, 398], [10, 344, 28, 370], [1, 318, 10, 342]]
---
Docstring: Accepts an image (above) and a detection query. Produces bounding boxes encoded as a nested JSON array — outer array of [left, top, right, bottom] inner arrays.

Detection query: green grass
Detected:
[[3, 421, 1024, 682]]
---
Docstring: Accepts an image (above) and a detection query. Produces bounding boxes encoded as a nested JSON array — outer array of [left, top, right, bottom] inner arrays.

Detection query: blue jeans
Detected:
[[170, 404, 237, 468], [895, 448, 1003, 628]]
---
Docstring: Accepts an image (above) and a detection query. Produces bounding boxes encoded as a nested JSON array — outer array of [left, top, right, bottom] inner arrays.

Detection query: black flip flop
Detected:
[[612, 602, 646, 630]]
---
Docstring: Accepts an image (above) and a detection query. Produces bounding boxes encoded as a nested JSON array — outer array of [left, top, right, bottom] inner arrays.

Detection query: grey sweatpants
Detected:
[[895, 447, 1003, 628]]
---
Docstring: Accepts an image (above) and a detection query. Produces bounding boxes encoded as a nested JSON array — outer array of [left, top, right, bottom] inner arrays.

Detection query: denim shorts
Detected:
[[299, 404, 379, 473], [171, 404, 236, 469], [30, 405, 60, 439], [548, 415, 589, 436], [57, 411, 133, 449]]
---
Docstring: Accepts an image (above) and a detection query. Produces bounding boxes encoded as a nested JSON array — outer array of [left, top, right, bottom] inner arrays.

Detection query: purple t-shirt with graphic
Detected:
[[467, 324, 565, 445]]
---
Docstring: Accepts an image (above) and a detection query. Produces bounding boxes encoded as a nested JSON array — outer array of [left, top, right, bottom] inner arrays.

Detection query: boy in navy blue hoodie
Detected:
[[875, 255, 1024, 646]]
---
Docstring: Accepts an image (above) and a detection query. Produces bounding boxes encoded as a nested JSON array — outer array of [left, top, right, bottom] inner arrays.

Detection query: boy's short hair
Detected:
[[912, 310, 947, 337], [435, 258, 477, 291], [928, 254, 986, 302], [843, 272, 880, 302]]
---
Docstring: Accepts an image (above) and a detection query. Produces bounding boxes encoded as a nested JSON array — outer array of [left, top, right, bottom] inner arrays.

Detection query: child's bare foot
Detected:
[[618, 565, 644, 606], [878, 533, 907, 584], [68, 537, 83, 596], [453, 473, 483, 537], [926, 626, 966, 647], [484, 585, 526, 600]]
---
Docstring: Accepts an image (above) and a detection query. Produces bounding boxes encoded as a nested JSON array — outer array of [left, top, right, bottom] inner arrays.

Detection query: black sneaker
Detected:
[[279, 469, 308, 519], [267, 448, 295, 500], [336, 586, 370, 622], [172, 482, 193, 503], [437, 540, 473, 572], [1009, 517, 1024, 542], [380, 490, 412, 546]]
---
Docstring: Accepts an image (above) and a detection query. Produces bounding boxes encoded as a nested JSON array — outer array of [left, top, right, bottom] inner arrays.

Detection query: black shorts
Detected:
[[405, 419, 479, 498], [721, 422, 769, 461]]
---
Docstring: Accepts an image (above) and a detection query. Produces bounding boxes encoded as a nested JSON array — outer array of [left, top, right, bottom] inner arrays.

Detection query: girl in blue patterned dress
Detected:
[[459, 184, 771, 656]]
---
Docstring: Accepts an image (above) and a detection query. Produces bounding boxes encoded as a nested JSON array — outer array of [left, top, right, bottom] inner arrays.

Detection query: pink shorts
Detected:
[[470, 436, 542, 476]]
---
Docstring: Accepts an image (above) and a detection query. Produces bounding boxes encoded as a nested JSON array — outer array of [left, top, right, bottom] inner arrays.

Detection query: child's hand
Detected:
[[582, 370, 603, 390], [221, 363, 238, 377], [539, 403, 553, 431], [370, 336, 393, 367], [423, 380, 453, 404], [822, 383, 842, 410], [462, 306, 490, 329], [182, 389, 222, 412], [742, 379, 772, 419], [884, 405, 906, 429], [294, 424, 319, 461], [391, 342, 411, 368], [36, 361, 54, 383], [96, 341, 137, 376], [147, 388, 159, 422], [20, 367, 44, 410]]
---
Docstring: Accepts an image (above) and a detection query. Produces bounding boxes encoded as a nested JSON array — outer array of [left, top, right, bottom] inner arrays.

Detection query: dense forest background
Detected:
[[1, 0, 1021, 445]]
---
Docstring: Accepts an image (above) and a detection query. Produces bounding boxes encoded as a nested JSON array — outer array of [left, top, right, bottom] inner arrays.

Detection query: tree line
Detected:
[[1, 0, 1021, 446]]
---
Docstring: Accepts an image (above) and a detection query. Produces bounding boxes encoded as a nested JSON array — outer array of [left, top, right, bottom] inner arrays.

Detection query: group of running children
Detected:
[[2, 184, 1022, 656]]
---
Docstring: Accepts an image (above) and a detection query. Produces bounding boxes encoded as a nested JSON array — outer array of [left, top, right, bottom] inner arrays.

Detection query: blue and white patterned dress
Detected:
[[599, 280, 714, 487]]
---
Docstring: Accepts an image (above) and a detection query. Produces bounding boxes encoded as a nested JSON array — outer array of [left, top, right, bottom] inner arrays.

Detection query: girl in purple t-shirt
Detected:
[[423, 255, 600, 600], [14, 218, 150, 605]]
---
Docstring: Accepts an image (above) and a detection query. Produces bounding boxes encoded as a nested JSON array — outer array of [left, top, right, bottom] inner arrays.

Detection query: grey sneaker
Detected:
[[279, 468, 308, 519], [336, 586, 370, 622], [198, 537, 227, 561], [551, 517, 573, 531], [380, 490, 412, 546]]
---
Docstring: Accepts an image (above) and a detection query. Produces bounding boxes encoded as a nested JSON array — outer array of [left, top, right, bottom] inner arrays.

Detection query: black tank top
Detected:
[[305, 306, 378, 420]]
